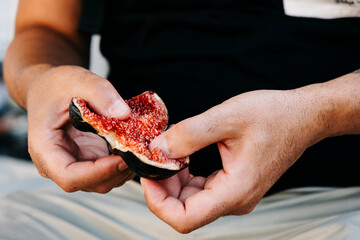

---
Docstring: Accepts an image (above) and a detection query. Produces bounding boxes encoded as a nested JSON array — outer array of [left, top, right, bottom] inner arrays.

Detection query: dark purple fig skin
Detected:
[[109, 147, 184, 180], [69, 101, 97, 134], [69, 99, 186, 180]]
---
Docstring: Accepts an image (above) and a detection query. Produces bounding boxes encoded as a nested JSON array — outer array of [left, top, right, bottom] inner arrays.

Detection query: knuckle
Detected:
[[61, 185, 78, 193], [60, 185, 76, 193], [167, 120, 196, 153], [83, 76, 110, 98], [173, 224, 193, 234], [115, 180, 127, 188], [241, 203, 256, 215], [94, 78, 113, 92], [56, 179, 78, 193], [37, 169, 49, 178], [94, 185, 113, 194], [146, 201, 159, 214], [60, 185, 77, 193], [181, 119, 196, 138]]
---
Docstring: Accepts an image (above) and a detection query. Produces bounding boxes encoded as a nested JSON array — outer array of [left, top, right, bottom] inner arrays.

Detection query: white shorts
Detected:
[[1, 157, 360, 240]]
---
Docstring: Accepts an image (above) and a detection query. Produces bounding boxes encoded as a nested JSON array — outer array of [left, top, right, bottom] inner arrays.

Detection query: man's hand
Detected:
[[26, 66, 134, 193], [141, 87, 334, 233], [3, 0, 136, 193]]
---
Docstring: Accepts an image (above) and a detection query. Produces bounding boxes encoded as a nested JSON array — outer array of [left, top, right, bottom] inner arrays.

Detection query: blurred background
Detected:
[[0, 0, 30, 159]]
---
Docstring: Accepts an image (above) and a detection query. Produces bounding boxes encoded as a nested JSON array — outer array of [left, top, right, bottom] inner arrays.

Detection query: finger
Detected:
[[156, 169, 198, 200], [46, 148, 126, 192], [73, 71, 130, 119], [118, 172, 137, 186], [178, 168, 191, 187], [158, 174, 182, 198], [179, 185, 202, 202], [83, 167, 135, 193], [178, 175, 206, 202], [141, 171, 234, 234], [150, 104, 229, 159], [156, 168, 191, 198], [187, 176, 206, 188]]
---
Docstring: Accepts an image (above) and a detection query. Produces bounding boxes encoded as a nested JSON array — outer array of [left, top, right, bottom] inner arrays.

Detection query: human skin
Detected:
[[3, 0, 135, 193], [142, 76, 360, 233], [4, 0, 360, 234]]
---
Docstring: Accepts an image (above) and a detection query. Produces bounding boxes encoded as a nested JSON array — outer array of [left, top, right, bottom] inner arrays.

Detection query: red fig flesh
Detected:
[[69, 91, 189, 179]]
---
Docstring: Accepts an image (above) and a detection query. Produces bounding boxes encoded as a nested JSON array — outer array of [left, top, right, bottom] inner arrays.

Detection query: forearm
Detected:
[[297, 72, 360, 144], [3, 27, 89, 109], [324, 72, 360, 135]]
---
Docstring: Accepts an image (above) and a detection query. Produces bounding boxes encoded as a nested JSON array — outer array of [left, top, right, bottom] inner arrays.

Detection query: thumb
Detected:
[[150, 105, 228, 158], [79, 73, 130, 119]]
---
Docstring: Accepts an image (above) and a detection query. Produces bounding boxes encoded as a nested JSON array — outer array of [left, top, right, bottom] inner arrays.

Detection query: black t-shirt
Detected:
[[81, 0, 360, 193]]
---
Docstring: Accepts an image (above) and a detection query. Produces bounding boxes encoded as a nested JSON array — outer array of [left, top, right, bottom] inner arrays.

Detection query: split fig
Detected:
[[69, 91, 189, 180]]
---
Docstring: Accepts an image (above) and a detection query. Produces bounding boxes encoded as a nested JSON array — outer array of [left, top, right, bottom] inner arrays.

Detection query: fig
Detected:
[[69, 91, 189, 180]]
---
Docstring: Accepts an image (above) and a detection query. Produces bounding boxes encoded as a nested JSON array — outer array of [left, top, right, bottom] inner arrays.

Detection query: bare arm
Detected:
[[143, 73, 360, 233], [3, 0, 134, 193], [325, 71, 360, 136], [4, 0, 89, 108]]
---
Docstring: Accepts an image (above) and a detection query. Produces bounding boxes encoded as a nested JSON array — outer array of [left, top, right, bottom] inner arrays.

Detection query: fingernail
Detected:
[[107, 99, 130, 118], [118, 161, 128, 171], [149, 136, 170, 156]]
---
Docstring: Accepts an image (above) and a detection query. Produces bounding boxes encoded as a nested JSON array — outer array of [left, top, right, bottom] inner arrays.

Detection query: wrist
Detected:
[[323, 75, 360, 136], [3, 63, 54, 109], [294, 75, 360, 143]]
